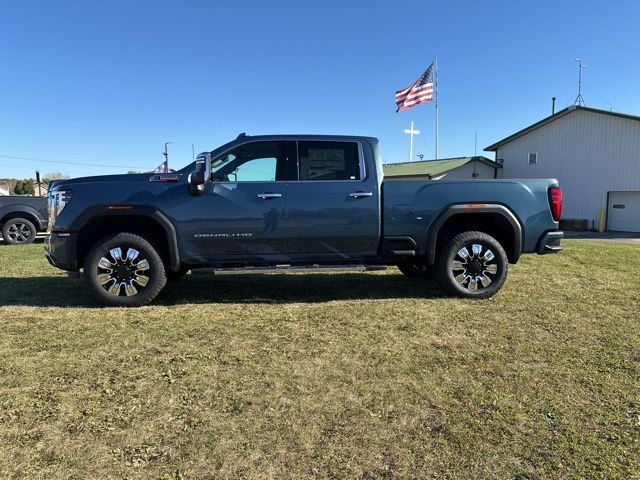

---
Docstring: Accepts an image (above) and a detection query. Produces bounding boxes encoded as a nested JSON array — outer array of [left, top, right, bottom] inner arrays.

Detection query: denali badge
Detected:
[[194, 233, 253, 238]]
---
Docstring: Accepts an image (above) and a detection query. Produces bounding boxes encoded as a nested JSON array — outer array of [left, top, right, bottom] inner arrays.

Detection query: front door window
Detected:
[[211, 141, 285, 182]]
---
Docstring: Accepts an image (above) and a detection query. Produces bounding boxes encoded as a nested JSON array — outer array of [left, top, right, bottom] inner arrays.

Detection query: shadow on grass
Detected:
[[0, 273, 442, 307]]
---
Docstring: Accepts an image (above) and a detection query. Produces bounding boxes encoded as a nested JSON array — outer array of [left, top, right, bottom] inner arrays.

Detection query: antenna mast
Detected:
[[574, 58, 586, 106]]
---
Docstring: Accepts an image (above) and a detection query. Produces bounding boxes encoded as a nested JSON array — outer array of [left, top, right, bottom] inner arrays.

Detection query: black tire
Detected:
[[434, 231, 508, 299], [2, 218, 37, 245], [83, 232, 167, 307], [397, 262, 432, 279], [167, 266, 190, 282]]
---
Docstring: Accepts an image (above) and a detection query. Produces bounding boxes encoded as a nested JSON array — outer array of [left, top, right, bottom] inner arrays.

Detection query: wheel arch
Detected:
[[0, 206, 44, 230], [71, 206, 181, 272], [425, 204, 522, 265]]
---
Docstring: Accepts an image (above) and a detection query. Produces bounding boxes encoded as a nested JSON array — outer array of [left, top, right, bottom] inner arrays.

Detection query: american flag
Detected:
[[395, 62, 435, 112], [154, 160, 169, 173]]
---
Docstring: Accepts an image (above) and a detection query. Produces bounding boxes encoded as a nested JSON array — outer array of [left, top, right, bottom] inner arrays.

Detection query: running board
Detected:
[[192, 264, 387, 276], [389, 249, 416, 256]]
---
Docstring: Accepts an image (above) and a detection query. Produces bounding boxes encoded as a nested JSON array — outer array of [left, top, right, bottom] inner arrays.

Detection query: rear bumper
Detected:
[[44, 232, 78, 271], [537, 230, 563, 254]]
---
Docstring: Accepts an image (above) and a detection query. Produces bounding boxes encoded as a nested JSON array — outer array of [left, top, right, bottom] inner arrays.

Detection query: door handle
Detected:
[[257, 193, 282, 199], [349, 192, 373, 198]]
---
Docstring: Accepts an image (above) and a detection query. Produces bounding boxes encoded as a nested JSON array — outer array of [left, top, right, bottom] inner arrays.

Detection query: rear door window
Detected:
[[297, 141, 361, 181]]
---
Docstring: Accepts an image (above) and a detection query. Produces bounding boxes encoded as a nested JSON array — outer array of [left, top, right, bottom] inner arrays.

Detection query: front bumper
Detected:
[[44, 232, 78, 271], [537, 230, 563, 254]]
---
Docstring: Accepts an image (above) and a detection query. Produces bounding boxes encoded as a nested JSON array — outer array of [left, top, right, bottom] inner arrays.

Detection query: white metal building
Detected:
[[485, 105, 640, 232]]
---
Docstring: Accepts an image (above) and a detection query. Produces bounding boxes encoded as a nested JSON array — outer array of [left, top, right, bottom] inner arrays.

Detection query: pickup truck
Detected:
[[45, 134, 563, 306], [0, 195, 48, 245]]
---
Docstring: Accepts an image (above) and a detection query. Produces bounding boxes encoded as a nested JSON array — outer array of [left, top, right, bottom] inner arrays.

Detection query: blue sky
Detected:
[[1, 0, 639, 179]]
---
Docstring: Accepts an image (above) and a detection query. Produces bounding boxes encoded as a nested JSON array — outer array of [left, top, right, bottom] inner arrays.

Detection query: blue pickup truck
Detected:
[[45, 134, 563, 306]]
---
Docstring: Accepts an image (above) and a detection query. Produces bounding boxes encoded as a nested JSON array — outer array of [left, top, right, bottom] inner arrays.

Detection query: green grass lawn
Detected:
[[0, 240, 638, 479]]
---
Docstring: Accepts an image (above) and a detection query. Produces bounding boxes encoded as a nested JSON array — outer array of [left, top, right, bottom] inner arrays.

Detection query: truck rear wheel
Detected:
[[83, 232, 167, 307], [434, 231, 508, 299], [2, 218, 37, 245]]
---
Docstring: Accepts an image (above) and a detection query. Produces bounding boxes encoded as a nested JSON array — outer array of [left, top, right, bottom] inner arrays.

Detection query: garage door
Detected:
[[608, 192, 640, 232]]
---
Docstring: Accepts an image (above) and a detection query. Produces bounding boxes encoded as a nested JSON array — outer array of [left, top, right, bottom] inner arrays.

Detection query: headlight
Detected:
[[48, 189, 72, 231]]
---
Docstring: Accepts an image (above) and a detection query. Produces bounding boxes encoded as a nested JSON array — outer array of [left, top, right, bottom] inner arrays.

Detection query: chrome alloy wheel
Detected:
[[450, 243, 499, 292], [7, 223, 31, 243], [97, 247, 150, 297]]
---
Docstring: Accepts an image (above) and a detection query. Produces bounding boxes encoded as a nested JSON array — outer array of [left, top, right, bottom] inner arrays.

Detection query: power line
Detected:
[[381, 134, 404, 164], [583, 84, 621, 112], [0, 153, 146, 170]]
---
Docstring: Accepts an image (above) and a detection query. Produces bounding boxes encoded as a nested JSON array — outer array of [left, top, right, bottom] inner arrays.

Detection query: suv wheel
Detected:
[[2, 218, 37, 245], [435, 231, 508, 299], [84, 232, 167, 307], [398, 262, 432, 279]]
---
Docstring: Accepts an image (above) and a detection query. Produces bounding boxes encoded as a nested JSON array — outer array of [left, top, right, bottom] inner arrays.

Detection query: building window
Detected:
[[528, 152, 538, 165]]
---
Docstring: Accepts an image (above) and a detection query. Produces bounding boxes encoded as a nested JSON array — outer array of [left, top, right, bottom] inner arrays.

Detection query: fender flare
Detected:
[[69, 205, 181, 271], [0, 204, 45, 230], [425, 204, 523, 265]]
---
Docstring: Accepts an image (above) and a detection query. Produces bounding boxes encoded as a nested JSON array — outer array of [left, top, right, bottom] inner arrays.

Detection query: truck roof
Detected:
[[226, 133, 379, 143]]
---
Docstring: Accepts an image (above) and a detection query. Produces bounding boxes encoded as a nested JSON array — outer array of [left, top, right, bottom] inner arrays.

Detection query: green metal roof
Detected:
[[383, 156, 500, 178]]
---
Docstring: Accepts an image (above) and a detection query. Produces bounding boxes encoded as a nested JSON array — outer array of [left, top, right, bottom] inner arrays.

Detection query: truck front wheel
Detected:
[[83, 232, 167, 307], [434, 231, 508, 299], [2, 218, 37, 245]]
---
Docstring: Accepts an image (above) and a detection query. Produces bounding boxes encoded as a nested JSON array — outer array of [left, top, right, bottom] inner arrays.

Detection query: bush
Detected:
[[13, 179, 35, 195]]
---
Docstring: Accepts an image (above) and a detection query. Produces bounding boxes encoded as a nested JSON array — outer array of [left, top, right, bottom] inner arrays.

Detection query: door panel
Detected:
[[179, 182, 287, 259], [285, 183, 380, 256], [285, 140, 380, 258], [178, 140, 290, 262]]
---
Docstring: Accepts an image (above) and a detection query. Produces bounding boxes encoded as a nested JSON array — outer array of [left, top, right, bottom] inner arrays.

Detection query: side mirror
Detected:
[[189, 154, 211, 195], [191, 161, 206, 185]]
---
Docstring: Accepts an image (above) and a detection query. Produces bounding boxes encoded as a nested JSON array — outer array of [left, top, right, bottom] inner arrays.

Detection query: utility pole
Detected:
[[403, 121, 420, 162], [35, 170, 41, 196], [574, 59, 586, 106], [162, 142, 173, 172], [474, 131, 477, 156]]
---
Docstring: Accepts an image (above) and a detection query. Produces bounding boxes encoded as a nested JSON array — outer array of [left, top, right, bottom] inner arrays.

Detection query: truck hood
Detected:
[[51, 172, 156, 189]]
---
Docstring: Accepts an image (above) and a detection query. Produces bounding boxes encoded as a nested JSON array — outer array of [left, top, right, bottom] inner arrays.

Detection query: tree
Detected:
[[13, 179, 35, 195], [43, 171, 70, 181]]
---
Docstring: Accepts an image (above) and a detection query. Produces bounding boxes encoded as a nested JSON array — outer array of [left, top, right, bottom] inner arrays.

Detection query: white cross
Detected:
[[403, 121, 420, 162]]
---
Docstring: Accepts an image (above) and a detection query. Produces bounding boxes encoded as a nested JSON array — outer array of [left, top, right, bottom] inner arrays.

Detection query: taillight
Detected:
[[548, 186, 562, 222]]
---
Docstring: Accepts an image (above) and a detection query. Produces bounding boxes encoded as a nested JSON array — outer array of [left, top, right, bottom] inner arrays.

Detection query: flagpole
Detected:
[[435, 56, 439, 160]]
